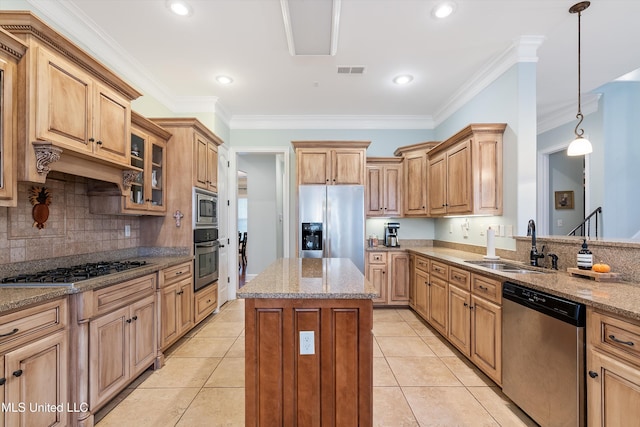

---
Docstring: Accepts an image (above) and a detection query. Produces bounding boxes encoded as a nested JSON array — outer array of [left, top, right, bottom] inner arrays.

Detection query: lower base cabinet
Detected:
[[194, 284, 218, 324], [366, 251, 410, 306], [0, 298, 69, 427], [244, 298, 373, 426], [587, 308, 640, 426]]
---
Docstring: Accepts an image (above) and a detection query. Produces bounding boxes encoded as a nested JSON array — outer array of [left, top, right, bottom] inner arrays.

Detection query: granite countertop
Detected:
[[405, 246, 640, 321], [237, 258, 377, 299], [0, 255, 193, 314]]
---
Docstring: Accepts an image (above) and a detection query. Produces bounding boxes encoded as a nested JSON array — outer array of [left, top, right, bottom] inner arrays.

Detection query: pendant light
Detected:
[[567, 1, 592, 156]]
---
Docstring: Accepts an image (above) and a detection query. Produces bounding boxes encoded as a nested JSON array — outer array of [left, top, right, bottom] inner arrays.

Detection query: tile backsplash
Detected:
[[0, 173, 139, 265]]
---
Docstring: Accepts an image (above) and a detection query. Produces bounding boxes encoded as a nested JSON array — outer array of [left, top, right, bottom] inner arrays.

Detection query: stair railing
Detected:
[[567, 207, 602, 238]]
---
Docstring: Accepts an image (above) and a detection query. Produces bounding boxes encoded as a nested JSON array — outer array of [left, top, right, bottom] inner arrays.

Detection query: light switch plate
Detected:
[[300, 331, 315, 355]]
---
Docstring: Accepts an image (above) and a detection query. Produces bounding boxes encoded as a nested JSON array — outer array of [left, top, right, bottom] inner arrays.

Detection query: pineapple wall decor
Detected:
[[29, 186, 52, 229]]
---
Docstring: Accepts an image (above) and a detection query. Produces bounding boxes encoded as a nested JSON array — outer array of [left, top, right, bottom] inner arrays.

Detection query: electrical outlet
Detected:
[[300, 331, 315, 355], [499, 224, 506, 236], [124, 225, 131, 237]]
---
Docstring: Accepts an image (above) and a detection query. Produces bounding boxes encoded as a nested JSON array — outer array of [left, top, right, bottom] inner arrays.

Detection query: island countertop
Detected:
[[237, 257, 378, 299]]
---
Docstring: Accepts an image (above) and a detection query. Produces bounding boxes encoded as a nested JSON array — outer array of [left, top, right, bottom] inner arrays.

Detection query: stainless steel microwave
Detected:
[[194, 188, 218, 228]]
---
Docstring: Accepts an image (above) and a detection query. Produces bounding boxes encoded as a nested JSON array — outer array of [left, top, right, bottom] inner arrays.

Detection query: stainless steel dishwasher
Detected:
[[502, 282, 586, 427]]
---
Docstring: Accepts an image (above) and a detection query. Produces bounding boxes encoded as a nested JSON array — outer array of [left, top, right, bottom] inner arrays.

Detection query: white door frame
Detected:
[[537, 143, 591, 236], [227, 146, 290, 299]]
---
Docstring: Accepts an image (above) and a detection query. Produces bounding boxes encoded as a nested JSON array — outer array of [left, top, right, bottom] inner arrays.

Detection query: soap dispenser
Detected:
[[577, 239, 593, 270]]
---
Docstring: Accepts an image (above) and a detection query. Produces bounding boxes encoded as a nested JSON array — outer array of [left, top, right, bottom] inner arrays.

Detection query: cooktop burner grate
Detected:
[[1, 260, 148, 284]]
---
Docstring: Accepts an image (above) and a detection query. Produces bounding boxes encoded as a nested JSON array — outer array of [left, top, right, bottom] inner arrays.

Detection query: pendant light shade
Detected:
[[567, 1, 592, 156]]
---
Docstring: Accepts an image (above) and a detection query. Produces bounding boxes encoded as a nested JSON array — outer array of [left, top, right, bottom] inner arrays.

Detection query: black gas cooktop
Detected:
[[0, 260, 148, 286]]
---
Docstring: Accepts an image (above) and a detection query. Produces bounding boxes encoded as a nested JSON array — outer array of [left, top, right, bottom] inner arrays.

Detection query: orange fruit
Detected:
[[592, 263, 611, 273]]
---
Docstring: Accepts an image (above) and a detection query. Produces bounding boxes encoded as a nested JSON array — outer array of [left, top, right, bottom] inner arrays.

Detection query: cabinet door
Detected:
[[383, 165, 402, 217], [178, 279, 194, 333], [93, 82, 130, 165], [0, 53, 17, 205], [367, 263, 387, 304], [331, 149, 365, 185], [365, 166, 383, 216], [414, 268, 429, 319], [389, 253, 410, 304], [404, 152, 427, 215], [587, 349, 640, 427], [89, 306, 130, 408], [471, 296, 501, 385], [148, 135, 167, 211], [446, 140, 472, 214], [127, 128, 147, 210], [206, 141, 218, 192], [130, 295, 156, 377], [428, 276, 448, 335], [448, 285, 471, 356], [408, 256, 415, 309], [4, 330, 69, 427], [36, 47, 93, 153], [160, 283, 179, 349], [298, 150, 329, 184], [194, 132, 209, 189], [428, 153, 447, 216]]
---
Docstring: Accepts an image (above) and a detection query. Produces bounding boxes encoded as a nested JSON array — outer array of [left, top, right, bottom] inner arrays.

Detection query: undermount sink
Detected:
[[464, 260, 548, 274]]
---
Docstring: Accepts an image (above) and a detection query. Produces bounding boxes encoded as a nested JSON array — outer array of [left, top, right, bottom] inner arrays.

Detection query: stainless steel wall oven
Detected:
[[194, 228, 219, 292]]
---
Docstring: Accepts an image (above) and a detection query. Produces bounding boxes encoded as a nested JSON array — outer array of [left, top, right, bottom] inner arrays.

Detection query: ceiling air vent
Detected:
[[337, 66, 366, 75]]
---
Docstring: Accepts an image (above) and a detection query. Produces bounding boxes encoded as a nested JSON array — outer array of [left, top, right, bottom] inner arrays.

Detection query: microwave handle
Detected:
[[195, 242, 217, 248]]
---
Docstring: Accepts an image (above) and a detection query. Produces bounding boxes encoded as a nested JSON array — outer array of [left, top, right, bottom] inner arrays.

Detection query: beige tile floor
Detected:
[[95, 300, 537, 427]]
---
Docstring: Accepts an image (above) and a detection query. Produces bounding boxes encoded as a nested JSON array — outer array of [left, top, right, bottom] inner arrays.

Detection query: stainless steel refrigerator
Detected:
[[299, 185, 365, 273]]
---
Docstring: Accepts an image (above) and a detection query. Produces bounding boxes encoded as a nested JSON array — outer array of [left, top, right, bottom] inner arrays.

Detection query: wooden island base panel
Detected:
[[238, 258, 377, 427]]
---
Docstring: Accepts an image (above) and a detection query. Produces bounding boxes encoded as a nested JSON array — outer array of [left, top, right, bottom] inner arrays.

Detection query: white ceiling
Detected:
[[20, 0, 640, 129]]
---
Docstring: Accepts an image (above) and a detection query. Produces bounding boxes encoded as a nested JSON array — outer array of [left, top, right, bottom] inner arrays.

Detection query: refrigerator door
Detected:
[[299, 185, 326, 259], [327, 185, 365, 273]]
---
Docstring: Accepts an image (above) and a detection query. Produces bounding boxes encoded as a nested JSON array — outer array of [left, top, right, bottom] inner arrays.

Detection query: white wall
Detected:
[[549, 152, 584, 235]]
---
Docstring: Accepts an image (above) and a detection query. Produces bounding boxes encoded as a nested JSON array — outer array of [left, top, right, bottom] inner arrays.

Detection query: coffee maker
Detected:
[[384, 222, 400, 247]]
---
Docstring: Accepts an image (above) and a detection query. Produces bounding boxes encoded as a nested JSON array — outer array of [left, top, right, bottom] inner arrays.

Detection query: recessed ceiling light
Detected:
[[432, 2, 456, 19], [216, 75, 234, 85], [167, 0, 192, 16], [393, 74, 414, 85]]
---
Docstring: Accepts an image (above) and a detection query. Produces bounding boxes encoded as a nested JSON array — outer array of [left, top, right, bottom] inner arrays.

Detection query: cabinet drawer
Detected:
[[195, 284, 218, 324], [430, 260, 449, 280], [0, 298, 68, 352], [414, 256, 429, 273], [92, 274, 156, 317], [471, 274, 501, 304], [588, 309, 640, 366], [368, 252, 387, 264], [161, 261, 193, 287], [449, 267, 470, 290]]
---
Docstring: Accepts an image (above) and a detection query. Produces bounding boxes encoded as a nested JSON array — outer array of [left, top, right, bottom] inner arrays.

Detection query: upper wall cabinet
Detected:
[[0, 11, 142, 188], [0, 28, 27, 207], [292, 141, 370, 186], [427, 124, 506, 216], [366, 157, 403, 217], [394, 141, 439, 217], [194, 131, 221, 192]]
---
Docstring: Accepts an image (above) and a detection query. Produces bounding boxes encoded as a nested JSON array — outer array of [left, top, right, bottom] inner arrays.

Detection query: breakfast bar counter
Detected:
[[237, 258, 377, 427]]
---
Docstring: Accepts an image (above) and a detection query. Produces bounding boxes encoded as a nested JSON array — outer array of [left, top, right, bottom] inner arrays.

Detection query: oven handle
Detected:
[[195, 242, 218, 248]]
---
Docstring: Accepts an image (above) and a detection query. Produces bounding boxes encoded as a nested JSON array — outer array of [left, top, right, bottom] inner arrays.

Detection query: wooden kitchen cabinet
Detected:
[[158, 262, 194, 352], [412, 255, 430, 318], [195, 131, 219, 192], [366, 251, 410, 306], [0, 11, 142, 188], [194, 283, 218, 324], [292, 141, 370, 186], [82, 274, 157, 412], [587, 308, 640, 426], [427, 123, 506, 216], [366, 157, 403, 217], [0, 298, 69, 427], [88, 112, 171, 215], [0, 28, 26, 207], [447, 270, 502, 384], [393, 141, 439, 216], [245, 298, 373, 426], [427, 261, 449, 336]]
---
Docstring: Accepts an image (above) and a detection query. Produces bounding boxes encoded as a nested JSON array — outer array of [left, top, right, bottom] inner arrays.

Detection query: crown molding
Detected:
[[229, 114, 435, 130], [537, 92, 600, 134], [434, 35, 545, 126]]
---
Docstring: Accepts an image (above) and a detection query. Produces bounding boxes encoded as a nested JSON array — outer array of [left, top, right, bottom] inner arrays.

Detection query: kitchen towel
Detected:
[[484, 227, 499, 260]]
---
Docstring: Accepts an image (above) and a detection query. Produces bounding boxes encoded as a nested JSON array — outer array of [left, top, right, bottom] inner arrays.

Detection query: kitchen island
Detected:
[[237, 257, 377, 427]]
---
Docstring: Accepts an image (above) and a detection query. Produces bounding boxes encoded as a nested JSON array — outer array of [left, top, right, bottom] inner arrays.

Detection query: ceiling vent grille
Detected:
[[337, 66, 365, 75]]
